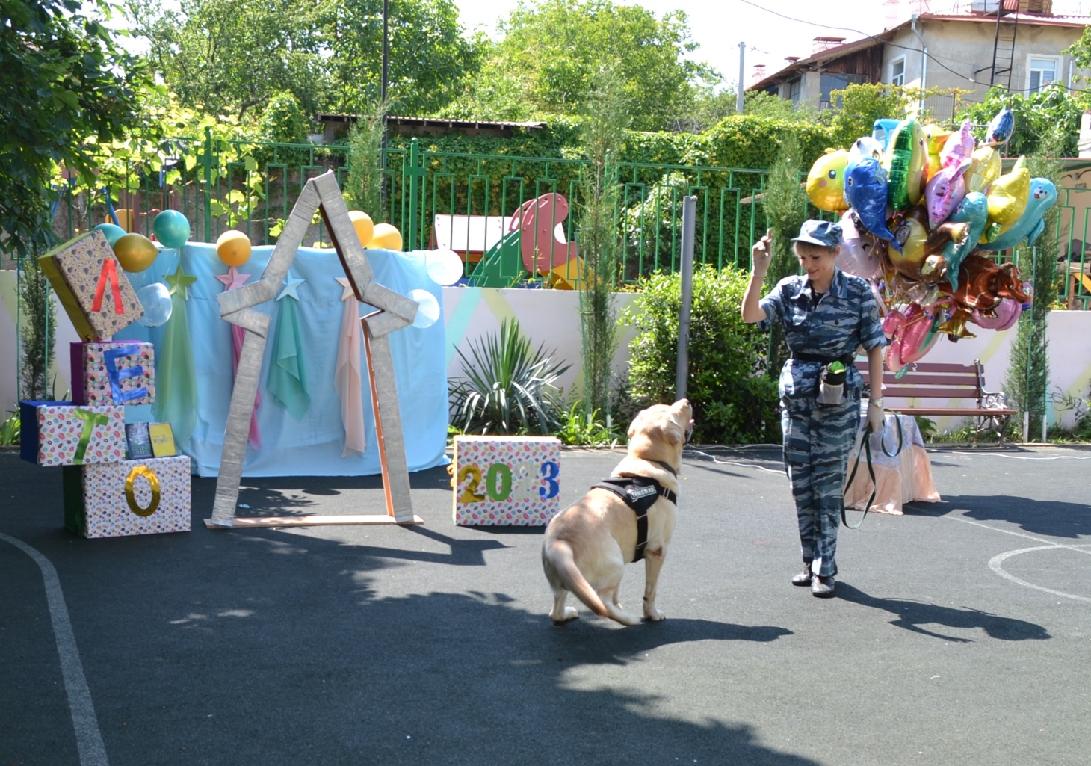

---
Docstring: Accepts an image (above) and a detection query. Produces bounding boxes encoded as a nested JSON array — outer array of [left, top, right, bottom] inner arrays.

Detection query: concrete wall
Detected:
[[3, 271, 1089, 435], [885, 20, 1088, 98]]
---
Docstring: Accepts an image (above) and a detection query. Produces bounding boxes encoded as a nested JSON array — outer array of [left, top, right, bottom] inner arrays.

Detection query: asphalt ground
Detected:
[[1, 443, 1089, 766]]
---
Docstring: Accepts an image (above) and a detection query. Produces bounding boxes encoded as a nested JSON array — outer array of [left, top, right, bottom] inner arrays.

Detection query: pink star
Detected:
[[335, 276, 357, 302], [216, 266, 251, 291]]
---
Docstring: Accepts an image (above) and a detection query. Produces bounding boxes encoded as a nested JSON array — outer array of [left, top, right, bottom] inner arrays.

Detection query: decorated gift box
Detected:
[[452, 436, 561, 526], [19, 401, 126, 467], [38, 229, 143, 340], [70, 341, 156, 406], [63, 455, 192, 538]]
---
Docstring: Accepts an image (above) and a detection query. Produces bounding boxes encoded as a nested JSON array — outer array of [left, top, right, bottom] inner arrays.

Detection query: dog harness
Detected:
[[591, 476, 678, 562]]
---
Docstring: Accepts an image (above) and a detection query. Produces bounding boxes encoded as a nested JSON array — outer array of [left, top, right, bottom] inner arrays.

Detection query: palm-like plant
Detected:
[[449, 318, 571, 435]]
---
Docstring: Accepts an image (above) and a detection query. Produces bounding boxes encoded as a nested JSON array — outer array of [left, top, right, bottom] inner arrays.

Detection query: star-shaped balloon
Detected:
[[165, 263, 198, 299], [215, 266, 251, 292], [277, 275, 306, 301]]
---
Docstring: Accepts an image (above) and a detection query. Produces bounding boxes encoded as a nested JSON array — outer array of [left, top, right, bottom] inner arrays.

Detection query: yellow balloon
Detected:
[[112, 233, 158, 273], [368, 222, 403, 251], [805, 149, 850, 212], [348, 210, 374, 246], [986, 156, 1029, 227], [965, 145, 1001, 195], [889, 216, 928, 279], [216, 229, 252, 267]]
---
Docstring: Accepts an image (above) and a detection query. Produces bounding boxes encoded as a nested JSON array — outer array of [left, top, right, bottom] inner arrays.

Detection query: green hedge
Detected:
[[620, 264, 780, 445]]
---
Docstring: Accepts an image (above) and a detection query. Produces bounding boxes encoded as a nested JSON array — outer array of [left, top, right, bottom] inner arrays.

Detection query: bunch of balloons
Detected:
[[805, 106, 1056, 371], [93, 208, 196, 328]]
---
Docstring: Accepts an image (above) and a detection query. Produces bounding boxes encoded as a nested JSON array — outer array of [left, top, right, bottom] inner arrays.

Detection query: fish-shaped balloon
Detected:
[[884, 119, 926, 211], [940, 120, 974, 172], [805, 149, 851, 212], [986, 106, 1015, 146], [849, 136, 884, 164], [978, 178, 1057, 251], [941, 191, 988, 292], [985, 156, 1030, 237], [873, 118, 901, 150], [924, 162, 968, 229], [844, 157, 898, 247], [964, 145, 1001, 195]]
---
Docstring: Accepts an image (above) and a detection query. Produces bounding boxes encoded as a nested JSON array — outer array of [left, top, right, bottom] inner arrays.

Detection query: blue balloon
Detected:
[[844, 157, 898, 248], [153, 210, 190, 251], [93, 223, 126, 246], [872, 118, 901, 150], [136, 282, 173, 327]]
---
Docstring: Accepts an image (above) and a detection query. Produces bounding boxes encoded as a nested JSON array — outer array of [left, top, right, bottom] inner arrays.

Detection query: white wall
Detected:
[[3, 272, 1089, 435]]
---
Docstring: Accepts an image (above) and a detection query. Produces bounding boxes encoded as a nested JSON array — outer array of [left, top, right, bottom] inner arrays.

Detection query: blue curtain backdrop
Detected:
[[116, 243, 448, 477]]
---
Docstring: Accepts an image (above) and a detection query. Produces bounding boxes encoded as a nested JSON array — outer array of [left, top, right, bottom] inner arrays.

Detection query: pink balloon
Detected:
[[971, 297, 1022, 330], [836, 210, 884, 279], [925, 164, 967, 229]]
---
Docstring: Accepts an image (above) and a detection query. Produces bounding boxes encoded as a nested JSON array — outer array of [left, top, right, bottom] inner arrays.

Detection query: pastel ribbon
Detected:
[[72, 409, 109, 464], [267, 285, 310, 419], [91, 258, 125, 315], [103, 344, 148, 404], [125, 464, 161, 517], [335, 277, 366, 456]]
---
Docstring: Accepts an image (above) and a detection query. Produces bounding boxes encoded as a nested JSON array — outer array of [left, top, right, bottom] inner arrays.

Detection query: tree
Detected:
[[577, 65, 628, 421], [126, 0, 327, 119], [1006, 124, 1066, 440], [128, 0, 478, 119], [956, 84, 1086, 158], [1, 0, 145, 399], [468, 0, 716, 131], [324, 0, 480, 117]]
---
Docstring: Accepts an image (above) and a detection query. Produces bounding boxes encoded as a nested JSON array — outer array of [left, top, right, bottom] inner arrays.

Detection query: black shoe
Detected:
[[811, 575, 836, 598], [791, 566, 813, 587]]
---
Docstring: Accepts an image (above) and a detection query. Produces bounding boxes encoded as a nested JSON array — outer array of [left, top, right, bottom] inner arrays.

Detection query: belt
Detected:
[[790, 353, 854, 365]]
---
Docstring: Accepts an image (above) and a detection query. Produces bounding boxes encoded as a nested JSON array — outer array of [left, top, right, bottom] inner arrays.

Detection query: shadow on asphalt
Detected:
[[835, 582, 1051, 643], [905, 494, 1091, 538]]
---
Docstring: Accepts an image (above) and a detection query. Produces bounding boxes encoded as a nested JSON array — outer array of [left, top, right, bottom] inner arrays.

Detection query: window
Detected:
[[787, 78, 801, 104], [1027, 55, 1060, 93], [889, 56, 905, 87]]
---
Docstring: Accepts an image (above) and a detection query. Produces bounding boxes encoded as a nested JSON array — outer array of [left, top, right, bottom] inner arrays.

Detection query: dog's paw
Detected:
[[642, 608, 666, 622], [550, 606, 580, 626]]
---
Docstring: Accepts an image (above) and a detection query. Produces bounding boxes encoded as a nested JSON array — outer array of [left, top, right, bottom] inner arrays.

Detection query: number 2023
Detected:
[[457, 460, 559, 504]]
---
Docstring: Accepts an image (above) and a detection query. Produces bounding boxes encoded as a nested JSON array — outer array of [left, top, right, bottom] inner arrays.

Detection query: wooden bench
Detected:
[[857, 359, 1017, 441]]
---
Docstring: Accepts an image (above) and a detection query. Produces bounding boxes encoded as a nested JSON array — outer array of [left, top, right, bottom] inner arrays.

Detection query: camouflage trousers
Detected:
[[780, 396, 860, 577]]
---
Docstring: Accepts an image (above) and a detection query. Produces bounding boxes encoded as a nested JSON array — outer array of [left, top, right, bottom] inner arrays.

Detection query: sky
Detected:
[[453, 0, 1091, 89]]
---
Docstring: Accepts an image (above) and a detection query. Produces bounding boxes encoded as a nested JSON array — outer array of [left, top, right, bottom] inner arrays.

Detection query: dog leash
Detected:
[[842, 424, 877, 529]]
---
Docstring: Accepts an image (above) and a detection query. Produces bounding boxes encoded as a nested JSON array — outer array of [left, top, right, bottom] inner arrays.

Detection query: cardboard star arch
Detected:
[[206, 171, 422, 528]]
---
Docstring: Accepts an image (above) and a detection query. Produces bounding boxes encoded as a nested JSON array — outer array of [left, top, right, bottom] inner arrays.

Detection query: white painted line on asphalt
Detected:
[[946, 451, 1091, 461], [988, 545, 1091, 605], [0, 532, 109, 766], [939, 516, 1091, 604], [684, 447, 784, 474]]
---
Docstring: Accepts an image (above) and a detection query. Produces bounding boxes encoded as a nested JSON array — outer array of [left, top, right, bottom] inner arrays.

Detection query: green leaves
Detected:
[[449, 318, 571, 435]]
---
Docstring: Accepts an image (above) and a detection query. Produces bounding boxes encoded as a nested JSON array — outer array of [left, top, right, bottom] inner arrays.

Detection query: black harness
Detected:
[[591, 469, 678, 562]]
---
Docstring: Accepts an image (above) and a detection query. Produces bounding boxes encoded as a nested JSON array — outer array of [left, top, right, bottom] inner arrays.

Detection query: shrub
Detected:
[[621, 264, 779, 444], [449, 317, 570, 435]]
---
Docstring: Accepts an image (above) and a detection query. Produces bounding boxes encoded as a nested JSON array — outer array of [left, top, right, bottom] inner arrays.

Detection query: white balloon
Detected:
[[424, 248, 464, 286], [410, 288, 440, 329], [136, 282, 173, 327]]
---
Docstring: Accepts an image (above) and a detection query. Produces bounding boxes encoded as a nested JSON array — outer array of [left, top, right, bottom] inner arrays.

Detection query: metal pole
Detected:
[[381, 0, 389, 103], [676, 195, 697, 400], [736, 43, 746, 114]]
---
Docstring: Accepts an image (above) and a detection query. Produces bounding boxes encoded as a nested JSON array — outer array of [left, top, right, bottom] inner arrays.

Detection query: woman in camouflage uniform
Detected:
[[741, 220, 886, 598]]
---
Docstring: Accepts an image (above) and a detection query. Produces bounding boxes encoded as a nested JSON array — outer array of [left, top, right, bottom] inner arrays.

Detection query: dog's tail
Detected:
[[542, 540, 637, 627]]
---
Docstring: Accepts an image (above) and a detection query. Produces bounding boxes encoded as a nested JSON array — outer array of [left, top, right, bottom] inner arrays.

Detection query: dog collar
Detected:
[[649, 459, 679, 476]]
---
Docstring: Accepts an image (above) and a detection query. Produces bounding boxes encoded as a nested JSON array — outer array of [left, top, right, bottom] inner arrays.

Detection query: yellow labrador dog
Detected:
[[542, 399, 693, 626]]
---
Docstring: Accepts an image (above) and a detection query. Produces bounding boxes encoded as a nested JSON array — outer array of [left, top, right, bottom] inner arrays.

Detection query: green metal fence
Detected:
[[37, 133, 1091, 307]]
